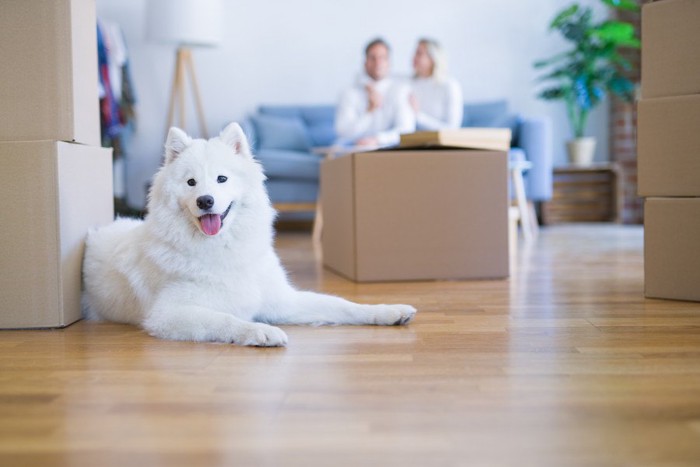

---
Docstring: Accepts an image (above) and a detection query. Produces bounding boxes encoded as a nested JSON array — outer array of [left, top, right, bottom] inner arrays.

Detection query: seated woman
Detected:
[[409, 38, 463, 131]]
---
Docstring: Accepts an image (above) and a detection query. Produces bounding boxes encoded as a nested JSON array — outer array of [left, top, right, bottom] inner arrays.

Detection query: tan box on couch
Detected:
[[644, 198, 700, 302], [637, 95, 700, 196], [320, 149, 509, 282], [0, 0, 100, 146], [0, 141, 113, 328], [641, 0, 700, 99]]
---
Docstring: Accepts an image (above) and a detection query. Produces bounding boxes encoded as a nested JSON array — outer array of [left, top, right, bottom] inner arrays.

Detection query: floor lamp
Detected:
[[147, 0, 223, 139], [166, 47, 208, 138]]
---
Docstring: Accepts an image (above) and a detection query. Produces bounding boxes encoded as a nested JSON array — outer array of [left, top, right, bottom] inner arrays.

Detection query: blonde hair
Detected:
[[417, 38, 447, 81]]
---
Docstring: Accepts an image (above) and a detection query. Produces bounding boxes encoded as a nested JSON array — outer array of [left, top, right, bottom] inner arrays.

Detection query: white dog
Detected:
[[82, 123, 416, 346]]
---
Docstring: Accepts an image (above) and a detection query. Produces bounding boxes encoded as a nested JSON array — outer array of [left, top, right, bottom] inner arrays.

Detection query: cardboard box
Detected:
[[0, 0, 100, 146], [641, 0, 700, 99], [320, 149, 509, 282], [0, 141, 113, 328], [637, 95, 700, 196], [645, 198, 700, 302]]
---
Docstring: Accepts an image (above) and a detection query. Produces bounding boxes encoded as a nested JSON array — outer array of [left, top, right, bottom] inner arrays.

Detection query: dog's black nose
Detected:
[[196, 195, 215, 210]]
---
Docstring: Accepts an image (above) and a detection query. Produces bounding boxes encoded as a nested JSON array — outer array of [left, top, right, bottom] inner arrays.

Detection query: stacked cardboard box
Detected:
[[320, 149, 509, 282], [0, 0, 114, 328], [639, 0, 700, 301]]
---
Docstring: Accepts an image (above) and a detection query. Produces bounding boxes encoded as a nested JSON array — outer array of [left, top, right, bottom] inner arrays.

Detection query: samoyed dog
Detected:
[[82, 123, 416, 346]]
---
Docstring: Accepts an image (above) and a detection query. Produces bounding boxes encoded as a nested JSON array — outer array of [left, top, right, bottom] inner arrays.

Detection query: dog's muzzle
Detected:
[[198, 202, 233, 236]]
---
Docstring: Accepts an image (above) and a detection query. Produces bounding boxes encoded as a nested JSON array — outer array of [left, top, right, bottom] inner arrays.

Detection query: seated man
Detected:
[[335, 38, 416, 148]]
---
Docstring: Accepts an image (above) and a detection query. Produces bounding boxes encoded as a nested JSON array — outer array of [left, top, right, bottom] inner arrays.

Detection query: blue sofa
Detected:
[[241, 100, 552, 213]]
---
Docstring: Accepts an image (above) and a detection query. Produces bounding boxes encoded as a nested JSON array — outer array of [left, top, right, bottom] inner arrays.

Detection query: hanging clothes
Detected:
[[97, 19, 137, 159]]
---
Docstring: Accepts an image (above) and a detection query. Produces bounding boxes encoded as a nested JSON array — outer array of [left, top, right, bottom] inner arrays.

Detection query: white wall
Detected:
[[97, 0, 611, 209]]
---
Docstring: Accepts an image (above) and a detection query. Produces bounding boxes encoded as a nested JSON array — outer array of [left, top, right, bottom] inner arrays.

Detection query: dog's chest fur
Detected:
[[139, 222, 275, 314]]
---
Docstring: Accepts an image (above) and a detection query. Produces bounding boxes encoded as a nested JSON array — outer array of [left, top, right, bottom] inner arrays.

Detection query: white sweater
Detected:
[[411, 76, 463, 131], [335, 75, 416, 146]]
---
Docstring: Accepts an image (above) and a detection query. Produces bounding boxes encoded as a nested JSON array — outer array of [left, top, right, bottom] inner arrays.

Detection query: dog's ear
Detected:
[[219, 122, 252, 157], [164, 127, 192, 164]]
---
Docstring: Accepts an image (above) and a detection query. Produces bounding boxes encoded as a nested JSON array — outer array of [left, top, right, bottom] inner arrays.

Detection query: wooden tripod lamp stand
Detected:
[[146, 0, 224, 139], [166, 47, 208, 138]]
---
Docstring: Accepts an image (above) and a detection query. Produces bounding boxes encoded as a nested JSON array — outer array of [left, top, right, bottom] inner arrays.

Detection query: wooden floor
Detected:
[[2, 225, 700, 466]]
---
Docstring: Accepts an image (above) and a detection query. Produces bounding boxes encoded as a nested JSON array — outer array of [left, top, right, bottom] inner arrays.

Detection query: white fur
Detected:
[[82, 123, 416, 346]]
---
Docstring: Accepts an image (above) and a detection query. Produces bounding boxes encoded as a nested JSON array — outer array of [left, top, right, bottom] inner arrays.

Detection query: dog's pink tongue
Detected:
[[200, 214, 222, 236]]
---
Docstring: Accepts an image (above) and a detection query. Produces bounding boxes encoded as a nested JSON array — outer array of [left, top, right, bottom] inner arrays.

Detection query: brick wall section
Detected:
[[611, 98, 642, 224], [610, 2, 650, 224]]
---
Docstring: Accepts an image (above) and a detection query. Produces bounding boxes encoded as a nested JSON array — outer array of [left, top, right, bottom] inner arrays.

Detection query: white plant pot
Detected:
[[567, 137, 597, 166]]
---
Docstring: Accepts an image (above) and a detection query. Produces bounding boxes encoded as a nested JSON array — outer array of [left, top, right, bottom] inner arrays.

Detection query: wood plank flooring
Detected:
[[1, 224, 700, 466]]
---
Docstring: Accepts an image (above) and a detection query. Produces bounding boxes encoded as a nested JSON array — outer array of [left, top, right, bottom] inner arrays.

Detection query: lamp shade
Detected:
[[146, 0, 223, 47]]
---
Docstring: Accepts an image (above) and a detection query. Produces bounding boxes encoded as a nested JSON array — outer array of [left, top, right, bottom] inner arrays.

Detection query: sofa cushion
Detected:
[[259, 105, 337, 147], [255, 148, 320, 181], [239, 119, 258, 151], [266, 179, 319, 204], [462, 100, 520, 145], [462, 100, 509, 127], [258, 106, 302, 119], [306, 123, 336, 147], [497, 113, 522, 146], [302, 106, 336, 146], [300, 106, 335, 124], [251, 114, 311, 151]]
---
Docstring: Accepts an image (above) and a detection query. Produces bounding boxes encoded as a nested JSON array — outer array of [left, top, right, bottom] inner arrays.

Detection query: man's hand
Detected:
[[356, 136, 379, 147], [366, 84, 383, 112], [408, 93, 419, 113]]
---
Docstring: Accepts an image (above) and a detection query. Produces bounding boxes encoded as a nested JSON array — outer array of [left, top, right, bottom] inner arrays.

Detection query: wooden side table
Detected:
[[542, 163, 622, 225]]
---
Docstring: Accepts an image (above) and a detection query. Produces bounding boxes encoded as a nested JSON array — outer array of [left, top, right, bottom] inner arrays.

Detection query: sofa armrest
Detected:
[[518, 116, 553, 202]]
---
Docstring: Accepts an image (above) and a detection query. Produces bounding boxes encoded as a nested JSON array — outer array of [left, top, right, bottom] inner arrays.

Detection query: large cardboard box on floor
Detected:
[[637, 95, 700, 196], [0, 0, 100, 146], [644, 198, 700, 302], [0, 141, 113, 328], [320, 149, 509, 282], [641, 0, 700, 99]]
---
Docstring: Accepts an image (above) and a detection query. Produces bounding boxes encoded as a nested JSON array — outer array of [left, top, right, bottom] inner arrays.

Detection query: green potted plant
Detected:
[[534, 0, 640, 166]]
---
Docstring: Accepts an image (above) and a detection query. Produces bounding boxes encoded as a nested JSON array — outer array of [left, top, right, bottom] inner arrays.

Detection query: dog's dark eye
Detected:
[[187, 178, 196, 186], [217, 175, 228, 183]]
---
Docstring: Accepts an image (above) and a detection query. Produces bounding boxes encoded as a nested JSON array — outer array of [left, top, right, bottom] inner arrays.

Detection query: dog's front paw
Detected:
[[374, 304, 417, 326], [237, 323, 288, 347]]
